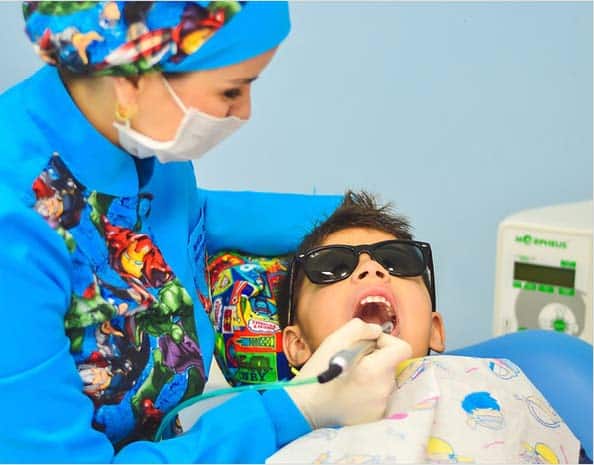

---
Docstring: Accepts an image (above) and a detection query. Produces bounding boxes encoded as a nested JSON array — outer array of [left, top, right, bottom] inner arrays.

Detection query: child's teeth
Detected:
[[360, 295, 391, 308]]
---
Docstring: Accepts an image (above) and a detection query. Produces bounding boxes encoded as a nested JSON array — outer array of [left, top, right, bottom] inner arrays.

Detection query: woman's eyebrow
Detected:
[[229, 76, 259, 84]]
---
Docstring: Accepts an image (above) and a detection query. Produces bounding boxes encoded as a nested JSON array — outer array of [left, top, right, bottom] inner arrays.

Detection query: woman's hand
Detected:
[[285, 318, 412, 429]]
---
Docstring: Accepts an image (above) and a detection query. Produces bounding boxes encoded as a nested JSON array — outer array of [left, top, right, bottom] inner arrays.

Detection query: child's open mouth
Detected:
[[353, 295, 399, 335]]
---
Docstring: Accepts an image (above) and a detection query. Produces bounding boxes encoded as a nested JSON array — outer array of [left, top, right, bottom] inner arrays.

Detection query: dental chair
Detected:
[[201, 189, 593, 459]]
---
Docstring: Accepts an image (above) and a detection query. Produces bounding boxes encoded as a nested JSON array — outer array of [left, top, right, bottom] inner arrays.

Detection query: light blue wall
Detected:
[[1, 2, 591, 349]]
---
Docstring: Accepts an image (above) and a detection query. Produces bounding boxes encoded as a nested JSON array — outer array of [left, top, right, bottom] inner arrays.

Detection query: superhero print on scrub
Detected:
[[31, 153, 205, 447]]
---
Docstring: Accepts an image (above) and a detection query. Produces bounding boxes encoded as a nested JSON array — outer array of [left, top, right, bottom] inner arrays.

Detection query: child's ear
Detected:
[[282, 325, 313, 367], [429, 311, 446, 353]]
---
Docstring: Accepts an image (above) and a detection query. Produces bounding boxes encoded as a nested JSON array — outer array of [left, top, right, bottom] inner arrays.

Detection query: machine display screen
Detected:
[[513, 262, 575, 288]]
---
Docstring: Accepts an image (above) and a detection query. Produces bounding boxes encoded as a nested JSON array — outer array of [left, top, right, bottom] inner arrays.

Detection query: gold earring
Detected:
[[289, 364, 301, 377], [114, 102, 136, 124]]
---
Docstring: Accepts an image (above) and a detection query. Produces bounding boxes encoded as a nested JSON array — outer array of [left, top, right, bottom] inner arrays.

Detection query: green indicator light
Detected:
[[513, 281, 522, 289], [553, 319, 567, 332], [538, 284, 554, 293], [561, 260, 576, 269], [558, 287, 575, 297], [523, 282, 536, 291]]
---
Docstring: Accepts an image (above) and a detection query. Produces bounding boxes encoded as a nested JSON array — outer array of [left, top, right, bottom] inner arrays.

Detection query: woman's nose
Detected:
[[351, 254, 389, 283]]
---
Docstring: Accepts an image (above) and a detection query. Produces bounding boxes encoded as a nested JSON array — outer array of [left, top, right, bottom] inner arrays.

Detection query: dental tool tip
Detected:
[[381, 321, 394, 334]]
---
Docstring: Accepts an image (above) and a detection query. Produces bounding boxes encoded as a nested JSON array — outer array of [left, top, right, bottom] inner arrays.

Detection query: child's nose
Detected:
[[351, 254, 389, 283]]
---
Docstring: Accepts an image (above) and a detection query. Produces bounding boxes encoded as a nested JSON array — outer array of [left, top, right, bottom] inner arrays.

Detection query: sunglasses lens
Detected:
[[304, 247, 358, 283], [374, 243, 426, 276]]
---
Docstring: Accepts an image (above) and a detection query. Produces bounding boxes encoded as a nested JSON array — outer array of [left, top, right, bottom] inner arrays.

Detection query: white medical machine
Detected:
[[493, 200, 592, 343]]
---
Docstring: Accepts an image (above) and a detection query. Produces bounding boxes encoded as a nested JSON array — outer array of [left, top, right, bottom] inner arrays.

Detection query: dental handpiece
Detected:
[[317, 321, 394, 384]]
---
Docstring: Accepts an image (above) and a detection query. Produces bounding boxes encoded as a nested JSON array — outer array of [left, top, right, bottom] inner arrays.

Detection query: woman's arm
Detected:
[[0, 189, 309, 464], [116, 390, 310, 463], [200, 188, 342, 256]]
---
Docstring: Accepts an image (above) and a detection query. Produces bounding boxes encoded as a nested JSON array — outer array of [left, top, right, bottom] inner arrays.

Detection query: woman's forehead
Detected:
[[320, 228, 398, 247]]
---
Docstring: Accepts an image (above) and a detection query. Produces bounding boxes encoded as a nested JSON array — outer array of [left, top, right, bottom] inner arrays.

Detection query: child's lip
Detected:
[[350, 286, 399, 335]]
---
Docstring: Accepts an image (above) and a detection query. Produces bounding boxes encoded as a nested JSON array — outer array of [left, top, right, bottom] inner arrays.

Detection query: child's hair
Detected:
[[276, 190, 418, 329]]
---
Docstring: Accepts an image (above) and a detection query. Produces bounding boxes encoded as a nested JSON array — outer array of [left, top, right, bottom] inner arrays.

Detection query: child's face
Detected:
[[283, 227, 445, 367]]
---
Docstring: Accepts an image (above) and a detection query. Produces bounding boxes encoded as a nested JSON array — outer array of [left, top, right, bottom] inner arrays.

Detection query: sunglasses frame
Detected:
[[286, 239, 436, 325]]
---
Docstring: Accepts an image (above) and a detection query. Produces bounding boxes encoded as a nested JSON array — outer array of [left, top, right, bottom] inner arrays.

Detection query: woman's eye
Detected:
[[223, 88, 242, 99]]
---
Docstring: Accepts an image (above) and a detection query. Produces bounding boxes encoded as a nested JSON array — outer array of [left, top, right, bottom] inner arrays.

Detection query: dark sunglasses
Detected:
[[286, 239, 436, 325]]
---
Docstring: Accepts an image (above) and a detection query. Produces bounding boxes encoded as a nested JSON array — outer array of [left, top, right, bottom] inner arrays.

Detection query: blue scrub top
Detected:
[[0, 65, 337, 463]]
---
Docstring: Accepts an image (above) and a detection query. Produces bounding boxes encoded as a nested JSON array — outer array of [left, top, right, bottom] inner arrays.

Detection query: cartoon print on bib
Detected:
[[461, 391, 505, 431]]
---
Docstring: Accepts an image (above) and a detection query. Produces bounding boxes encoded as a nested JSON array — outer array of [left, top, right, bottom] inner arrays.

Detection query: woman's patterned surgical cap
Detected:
[[23, 1, 290, 76]]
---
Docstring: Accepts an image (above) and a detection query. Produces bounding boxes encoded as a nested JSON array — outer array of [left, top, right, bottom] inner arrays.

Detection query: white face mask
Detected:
[[114, 78, 246, 163]]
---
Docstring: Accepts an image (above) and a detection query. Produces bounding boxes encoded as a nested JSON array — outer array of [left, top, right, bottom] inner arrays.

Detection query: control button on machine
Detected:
[[538, 284, 554, 293], [538, 302, 579, 335], [558, 287, 575, 297]]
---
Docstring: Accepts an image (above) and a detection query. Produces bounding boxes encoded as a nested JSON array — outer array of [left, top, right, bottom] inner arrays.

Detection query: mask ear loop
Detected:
[[161, 77, 189, 114]]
